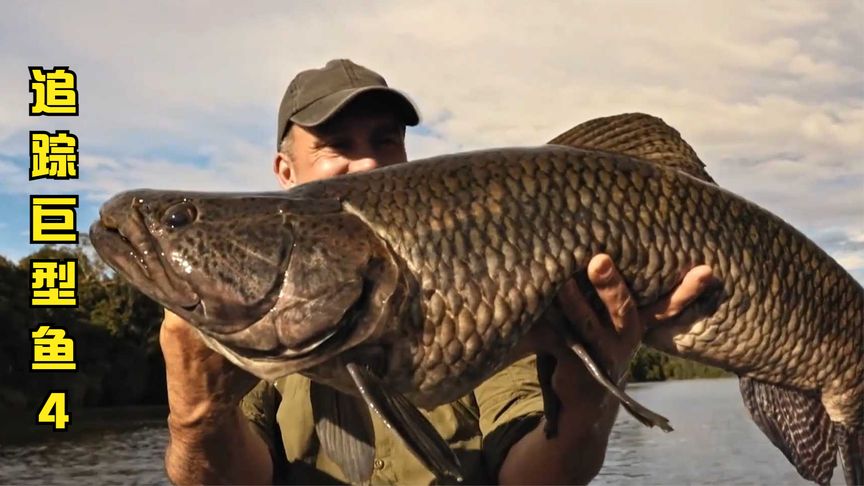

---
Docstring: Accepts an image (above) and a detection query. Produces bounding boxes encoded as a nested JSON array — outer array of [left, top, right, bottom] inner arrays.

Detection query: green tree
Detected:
[[1, 241, 166, 412], [629, 346, 731, 382]]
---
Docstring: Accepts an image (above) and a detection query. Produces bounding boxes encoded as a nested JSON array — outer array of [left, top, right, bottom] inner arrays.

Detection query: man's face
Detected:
[[274, 98, 408, 188]]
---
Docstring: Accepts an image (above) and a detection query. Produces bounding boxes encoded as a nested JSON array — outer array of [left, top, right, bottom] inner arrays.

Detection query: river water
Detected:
[[0, 378, 841, 485]]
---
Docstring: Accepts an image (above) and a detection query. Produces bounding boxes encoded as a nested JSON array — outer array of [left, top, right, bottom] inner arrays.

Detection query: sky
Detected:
[[0, 0, 861, 282]]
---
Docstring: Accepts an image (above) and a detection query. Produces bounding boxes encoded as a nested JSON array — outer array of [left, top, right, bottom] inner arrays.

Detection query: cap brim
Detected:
[[289, 86, 420, 128]]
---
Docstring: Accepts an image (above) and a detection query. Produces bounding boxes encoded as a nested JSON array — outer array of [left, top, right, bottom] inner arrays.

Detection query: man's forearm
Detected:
[[165, 407, 274, 485], [498, 357, 623, 485], [160, 312, 272, 485], [498, 256, 715, 484]]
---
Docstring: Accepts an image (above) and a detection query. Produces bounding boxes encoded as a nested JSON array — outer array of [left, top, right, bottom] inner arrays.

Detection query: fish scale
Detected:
[[286, 147, 859, 413], [91, 113, 863, 484]]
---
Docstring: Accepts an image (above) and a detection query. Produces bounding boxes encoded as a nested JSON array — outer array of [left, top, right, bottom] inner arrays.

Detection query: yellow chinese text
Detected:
[[30, 259, 77, 307], [29, 66, 78, 116], [31, 195, 78, 243], [32, 325, 76, 371], [30, 130, 79, 180]]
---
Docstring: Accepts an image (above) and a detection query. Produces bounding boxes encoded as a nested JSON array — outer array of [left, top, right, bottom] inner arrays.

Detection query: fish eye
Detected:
[[162, 202, 198, 230]]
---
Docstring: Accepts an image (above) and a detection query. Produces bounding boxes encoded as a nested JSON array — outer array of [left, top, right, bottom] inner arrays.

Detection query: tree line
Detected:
[[0, 242, 165, 411], [0, 242, 727, 413]]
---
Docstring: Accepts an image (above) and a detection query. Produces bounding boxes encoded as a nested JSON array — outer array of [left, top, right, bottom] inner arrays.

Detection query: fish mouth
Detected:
[[217, 318, 355, 362], [89, 211, 200, 309]]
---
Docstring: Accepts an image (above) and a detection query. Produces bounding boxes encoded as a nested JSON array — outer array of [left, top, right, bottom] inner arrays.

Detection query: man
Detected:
[[161, 59, 717, 484]]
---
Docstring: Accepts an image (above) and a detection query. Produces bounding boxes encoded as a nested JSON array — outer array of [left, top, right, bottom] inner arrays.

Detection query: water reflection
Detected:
[[0, 424, 169, 485], [0, 378, 843, 484], [594, 379, 840, 485]]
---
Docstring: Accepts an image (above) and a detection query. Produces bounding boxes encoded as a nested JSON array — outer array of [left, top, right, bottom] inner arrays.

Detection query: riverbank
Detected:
[[0, 405, 168, 445], [2, 346, 730, 445], [628, 346, 733, 381]]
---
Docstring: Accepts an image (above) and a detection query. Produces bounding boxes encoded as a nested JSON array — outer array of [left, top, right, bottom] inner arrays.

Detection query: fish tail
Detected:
[[739, 377, 837, 485], [836, 423, 863, 486]]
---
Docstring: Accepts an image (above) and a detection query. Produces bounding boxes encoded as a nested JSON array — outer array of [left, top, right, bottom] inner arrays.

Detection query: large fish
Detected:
[[89, 114, 862, 485]]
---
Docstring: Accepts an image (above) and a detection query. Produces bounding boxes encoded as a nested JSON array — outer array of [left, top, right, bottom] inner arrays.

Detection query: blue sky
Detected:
[[0, 1, 861, 282]]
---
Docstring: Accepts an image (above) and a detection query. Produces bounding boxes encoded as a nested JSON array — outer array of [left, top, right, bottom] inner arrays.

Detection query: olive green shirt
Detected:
[[240, 355, 544, 485]]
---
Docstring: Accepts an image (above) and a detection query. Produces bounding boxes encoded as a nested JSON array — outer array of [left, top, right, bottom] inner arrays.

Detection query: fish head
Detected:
[[90, 189, 298, 332], [90, 189, 409, 381]]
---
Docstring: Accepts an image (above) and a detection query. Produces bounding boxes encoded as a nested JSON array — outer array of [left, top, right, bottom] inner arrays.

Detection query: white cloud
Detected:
[[837, 253, 864, 270], [0, 141, 278, 201], [0, 0, 861, 280], [0, 159, 21, 178]]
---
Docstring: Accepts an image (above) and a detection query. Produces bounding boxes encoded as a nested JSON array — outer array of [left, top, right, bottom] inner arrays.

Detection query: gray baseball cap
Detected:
[[277, 59, 420, 149]]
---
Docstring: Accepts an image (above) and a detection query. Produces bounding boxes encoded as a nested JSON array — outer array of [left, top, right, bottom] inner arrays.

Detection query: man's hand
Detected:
[[160, 310, 272, 485], [521, 254, 717, 379], [499, 255, 719, 484], [161, 310, 260, 425], [559, 254, 718, 378]]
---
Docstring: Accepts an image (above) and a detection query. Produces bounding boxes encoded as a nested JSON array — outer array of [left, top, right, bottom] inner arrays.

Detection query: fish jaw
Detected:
[[192, 211, 416, 382], [89, 201, 200, 311]]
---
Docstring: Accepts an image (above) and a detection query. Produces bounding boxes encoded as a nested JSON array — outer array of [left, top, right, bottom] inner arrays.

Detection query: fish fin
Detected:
[[542, 298, 673, 432], [548, 113, 716, 184], [536, 352, 561, 439], [345, 363, 464, 483], [309, 381, 376, 484], [835, 422, 864, 486], [567, 341, 673, 432], [739, 377, 837, 485]]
